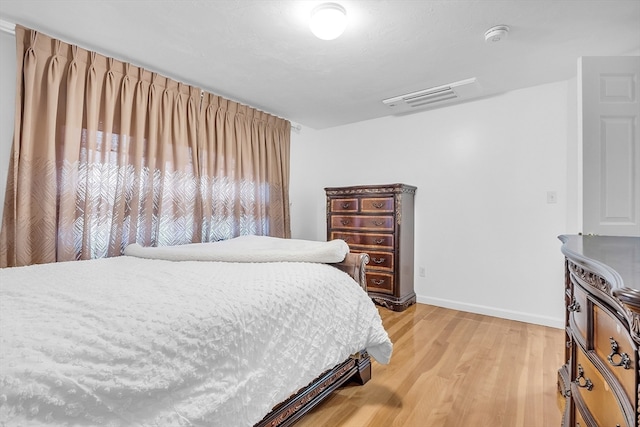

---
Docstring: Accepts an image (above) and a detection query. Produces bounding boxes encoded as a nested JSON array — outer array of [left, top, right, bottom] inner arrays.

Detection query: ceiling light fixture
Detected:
[[484, 25, 510, 43], [310, 2, 347, 40]]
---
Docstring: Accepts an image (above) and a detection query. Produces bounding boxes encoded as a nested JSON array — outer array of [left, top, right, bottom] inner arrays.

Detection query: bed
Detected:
[[0, 236, 392, 426]]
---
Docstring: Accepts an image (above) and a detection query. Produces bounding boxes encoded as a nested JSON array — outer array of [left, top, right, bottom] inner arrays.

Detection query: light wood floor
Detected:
[[296, 303, 565, 427]]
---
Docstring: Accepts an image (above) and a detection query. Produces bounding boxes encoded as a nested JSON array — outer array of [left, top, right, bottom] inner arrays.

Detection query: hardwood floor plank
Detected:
[[295, 303, 564, 427]]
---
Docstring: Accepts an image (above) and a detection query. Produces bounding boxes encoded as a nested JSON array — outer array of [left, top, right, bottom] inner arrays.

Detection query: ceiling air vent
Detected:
[[382, 78, 482, 113]]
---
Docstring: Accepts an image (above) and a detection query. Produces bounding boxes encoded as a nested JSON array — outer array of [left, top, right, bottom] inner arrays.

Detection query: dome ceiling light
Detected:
[[309, 2, 348, 40]]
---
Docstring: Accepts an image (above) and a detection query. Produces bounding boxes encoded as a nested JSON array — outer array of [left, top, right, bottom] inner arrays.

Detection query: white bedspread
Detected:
[[0, 256, 391, 427], [123, 235, 350, 263]]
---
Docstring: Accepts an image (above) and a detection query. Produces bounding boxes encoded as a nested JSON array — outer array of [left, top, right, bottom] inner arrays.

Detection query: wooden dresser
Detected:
[[325, 184, 416, 312], [558, 235, 640, 427]]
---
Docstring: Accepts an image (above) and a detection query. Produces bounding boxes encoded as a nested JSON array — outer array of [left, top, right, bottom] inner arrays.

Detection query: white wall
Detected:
[[290, 81, 580, 328]]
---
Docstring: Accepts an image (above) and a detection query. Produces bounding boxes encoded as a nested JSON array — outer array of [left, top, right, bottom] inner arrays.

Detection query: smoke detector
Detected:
[[484, 25, 509, 42]]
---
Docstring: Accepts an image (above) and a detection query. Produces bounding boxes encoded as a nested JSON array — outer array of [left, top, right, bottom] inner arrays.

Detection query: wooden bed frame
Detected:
[[256, 252, 372, 427]]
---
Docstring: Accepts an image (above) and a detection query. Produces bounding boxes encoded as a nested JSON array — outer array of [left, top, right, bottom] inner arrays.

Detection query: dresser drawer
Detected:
[[573, 347, 627, 427], [570, 284, 589, 347], [360, 197, 394, 213], [329, 198, 358, 212], [329, 232, 394, 249], [330, 215, 394, 231], [593, 305, 636, 404], [364, 250, 394, 271], [366, 272, 394, 294]]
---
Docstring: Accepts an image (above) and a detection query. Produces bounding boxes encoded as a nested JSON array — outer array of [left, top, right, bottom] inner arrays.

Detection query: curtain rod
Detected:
[[0, 18, 16, 35]]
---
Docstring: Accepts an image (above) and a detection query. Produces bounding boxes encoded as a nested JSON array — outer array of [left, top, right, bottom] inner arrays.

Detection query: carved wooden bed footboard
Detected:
[[256, 351, 371, 427], [255, 252, 372, 427]]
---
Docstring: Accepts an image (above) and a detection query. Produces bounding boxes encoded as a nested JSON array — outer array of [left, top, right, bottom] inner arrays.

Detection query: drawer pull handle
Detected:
[[371, 279, 385, 286], [341, 202, 351, 209], [340, 219, 351, 225], [371, 257, 386, 264], [373, 238, 384, 245], [608, 337, 631, 369], [568, 297, 580, 312], [372, 220, 385, 226], [372, 202, 384, 209], [574, 364, 593, 391]]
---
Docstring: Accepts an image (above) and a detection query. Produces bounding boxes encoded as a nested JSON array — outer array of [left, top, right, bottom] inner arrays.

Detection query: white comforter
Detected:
[[0, 255, 392, 426], [124, 235, 351, 263]]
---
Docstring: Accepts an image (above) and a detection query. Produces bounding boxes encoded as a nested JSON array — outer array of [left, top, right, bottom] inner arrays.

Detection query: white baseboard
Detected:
[[416, 294, 565, 329]]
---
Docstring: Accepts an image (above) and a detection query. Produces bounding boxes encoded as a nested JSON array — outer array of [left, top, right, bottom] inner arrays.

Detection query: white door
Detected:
[[581, 56, 640, 236]]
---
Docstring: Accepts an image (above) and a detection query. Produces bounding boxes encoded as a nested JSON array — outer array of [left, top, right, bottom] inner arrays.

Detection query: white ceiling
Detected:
[[1, 0, 639, 129]]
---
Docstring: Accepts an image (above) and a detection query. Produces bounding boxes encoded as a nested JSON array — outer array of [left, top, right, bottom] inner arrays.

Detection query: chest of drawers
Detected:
[[557, 235, 640, 427], [325, 184, 416, 312]]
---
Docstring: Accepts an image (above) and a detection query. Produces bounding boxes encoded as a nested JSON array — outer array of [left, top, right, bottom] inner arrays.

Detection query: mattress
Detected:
[[0, 253, 392, 426]]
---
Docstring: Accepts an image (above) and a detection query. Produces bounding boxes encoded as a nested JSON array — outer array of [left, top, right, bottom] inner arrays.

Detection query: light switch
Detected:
[[547, 191, 557, 204]]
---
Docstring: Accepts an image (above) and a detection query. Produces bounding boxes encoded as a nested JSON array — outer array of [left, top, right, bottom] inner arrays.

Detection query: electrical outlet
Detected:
[[419, 267, 426, 277]]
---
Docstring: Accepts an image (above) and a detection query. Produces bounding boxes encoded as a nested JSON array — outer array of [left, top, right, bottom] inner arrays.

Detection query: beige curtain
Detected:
[[0, 26, 290, 268], [198, 94, 290, 241]]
